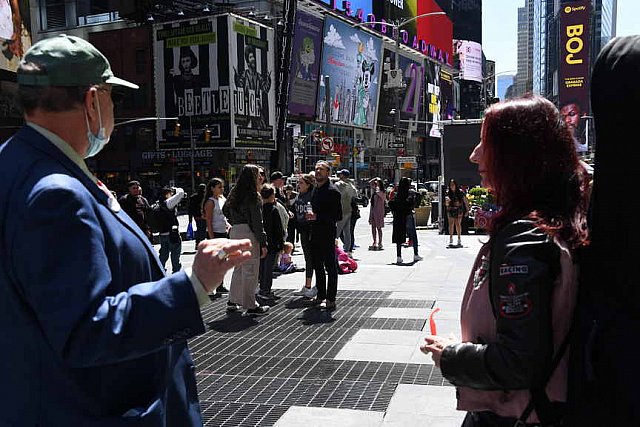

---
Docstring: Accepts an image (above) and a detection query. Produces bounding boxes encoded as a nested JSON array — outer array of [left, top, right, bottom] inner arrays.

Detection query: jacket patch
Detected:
[[499, 264, 529, 277], [498, 283, 532, 318]]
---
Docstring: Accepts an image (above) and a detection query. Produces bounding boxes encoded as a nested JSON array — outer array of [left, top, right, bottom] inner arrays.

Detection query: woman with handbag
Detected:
[[420, 95, 590, 426]]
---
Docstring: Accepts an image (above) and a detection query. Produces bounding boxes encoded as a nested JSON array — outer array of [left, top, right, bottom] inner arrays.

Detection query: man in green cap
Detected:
[[0, 34, 253, 425]]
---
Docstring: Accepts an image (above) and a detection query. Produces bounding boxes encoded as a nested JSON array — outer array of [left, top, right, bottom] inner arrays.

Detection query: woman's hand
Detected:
[[420, 335, 457, 368]]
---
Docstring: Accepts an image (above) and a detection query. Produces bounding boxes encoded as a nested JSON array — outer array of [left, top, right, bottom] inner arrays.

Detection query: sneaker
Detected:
[[216, 285, 229, 294], [226, 302, 241, 313], [413, 254, 423, 262], [268, 291, 282, 300], [293, 286, 309, 296], [320, 299, 336, 310], [396, 256, 404, 264], [246, 306, 270, 316], [457, 240, 462, 248], [257, 291, 274, 301], [302, 286, 318, 298]]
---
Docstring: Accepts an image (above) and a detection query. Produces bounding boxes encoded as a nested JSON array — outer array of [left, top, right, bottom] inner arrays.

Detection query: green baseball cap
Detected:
[[17, 34, 138, 89]]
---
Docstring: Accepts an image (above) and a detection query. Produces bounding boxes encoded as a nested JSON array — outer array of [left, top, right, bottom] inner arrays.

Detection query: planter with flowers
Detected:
[[415, 189, 433, 226]]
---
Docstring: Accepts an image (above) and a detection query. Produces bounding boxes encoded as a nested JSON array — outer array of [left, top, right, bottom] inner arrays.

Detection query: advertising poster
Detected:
[[288, 11, 323, 118], [439, 69, 454, 121], [426, 61, 442, 138], [377, 49, 426, 135], [454, 40, 482, 83], [559, 0, 591, 153], [0, 0, 31, 73], [317, 16, 382, 129], [230, 16, 276, 149], [154, 16, 232, 149]]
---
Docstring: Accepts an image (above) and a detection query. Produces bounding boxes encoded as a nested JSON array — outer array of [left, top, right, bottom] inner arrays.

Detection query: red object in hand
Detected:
[[429, 308, 441, 335]]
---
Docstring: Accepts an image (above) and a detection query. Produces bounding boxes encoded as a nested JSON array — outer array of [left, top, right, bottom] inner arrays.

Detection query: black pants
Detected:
[[462, 411, 542, 427], [195, 218, 207, 245], [299, 226, 314, 280], [349, 215, 358, 251], [311, 230, 338, 302], [259, 251, 278, 294]]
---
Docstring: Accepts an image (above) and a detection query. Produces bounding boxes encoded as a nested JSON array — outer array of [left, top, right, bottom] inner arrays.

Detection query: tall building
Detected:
[[514, 1, 534, 97], [497, 74, 515, 100]]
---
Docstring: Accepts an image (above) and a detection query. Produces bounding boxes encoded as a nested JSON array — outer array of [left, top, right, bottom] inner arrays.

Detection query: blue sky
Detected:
[[483, 0, 639, 75]]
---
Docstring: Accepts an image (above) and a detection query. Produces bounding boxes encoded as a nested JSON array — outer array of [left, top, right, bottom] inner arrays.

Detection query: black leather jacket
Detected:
[[441, 220, 561, 390]]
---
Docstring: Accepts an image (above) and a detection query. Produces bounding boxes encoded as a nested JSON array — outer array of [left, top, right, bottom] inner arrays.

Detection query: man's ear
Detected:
[[84, 87, 99, 121]]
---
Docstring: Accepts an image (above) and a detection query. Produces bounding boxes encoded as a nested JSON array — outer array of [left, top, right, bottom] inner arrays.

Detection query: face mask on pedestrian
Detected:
[[84, 93, 109, 159]]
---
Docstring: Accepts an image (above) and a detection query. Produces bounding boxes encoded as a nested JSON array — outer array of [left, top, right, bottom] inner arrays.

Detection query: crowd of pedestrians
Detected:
[[4, 33, 637, 426]]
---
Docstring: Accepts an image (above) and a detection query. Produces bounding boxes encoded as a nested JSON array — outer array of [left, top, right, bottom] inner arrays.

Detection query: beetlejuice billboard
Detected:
[[154, 15, 275, 150], [155, 17, 232, 149], [230, 16, 276, 149], [316, 16, 382, 129]]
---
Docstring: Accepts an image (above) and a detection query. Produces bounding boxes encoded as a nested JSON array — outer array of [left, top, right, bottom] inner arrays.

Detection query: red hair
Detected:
[[483, 95, 589, 249]]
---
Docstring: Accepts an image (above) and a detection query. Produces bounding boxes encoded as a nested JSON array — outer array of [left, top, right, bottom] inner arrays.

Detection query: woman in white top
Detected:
[[203, 177, 231, 294], [204, 177, 231, 239]]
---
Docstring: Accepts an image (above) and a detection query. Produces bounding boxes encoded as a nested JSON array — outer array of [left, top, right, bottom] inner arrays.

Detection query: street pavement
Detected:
[[162, 207, 484, 426]]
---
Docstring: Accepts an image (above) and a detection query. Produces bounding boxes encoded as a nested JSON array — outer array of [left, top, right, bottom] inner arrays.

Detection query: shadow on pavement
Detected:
[[207, 313, 259, 333], [299, 307, 336, 325]]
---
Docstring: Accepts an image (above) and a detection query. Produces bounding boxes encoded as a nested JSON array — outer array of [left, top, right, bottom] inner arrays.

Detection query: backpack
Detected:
[[147, 201, 174, 233]]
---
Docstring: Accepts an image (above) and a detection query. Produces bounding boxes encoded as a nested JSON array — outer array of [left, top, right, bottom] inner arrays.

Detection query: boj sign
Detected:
[[154, 14, 276, 150]]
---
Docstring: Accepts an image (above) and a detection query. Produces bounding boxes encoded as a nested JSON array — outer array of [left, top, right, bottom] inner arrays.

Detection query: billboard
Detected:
[[417, 0, 453, 66], [426, 61, 442, 138], [443, 123, 482, 188], [288, 11, 323, 118], [154, 15, 275, 150], [316, 16, 382, 129], [559, 1, 591, 153], [154, 17, 232, 149], [377, 49, 426, 135], [1, 0, 32, 72], [230, 16, 276, 149], [440, 69, 455, 121], [454, 40, 482, 83]]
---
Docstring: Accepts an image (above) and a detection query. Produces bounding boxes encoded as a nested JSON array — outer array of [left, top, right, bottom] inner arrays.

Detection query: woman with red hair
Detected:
[[420, 95, 589, 426]]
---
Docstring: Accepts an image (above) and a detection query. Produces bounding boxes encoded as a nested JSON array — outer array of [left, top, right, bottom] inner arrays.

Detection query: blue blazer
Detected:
[[0, 126, 205, 426]]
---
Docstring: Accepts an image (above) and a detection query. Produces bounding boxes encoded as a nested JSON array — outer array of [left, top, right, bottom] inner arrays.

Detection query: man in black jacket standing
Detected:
[[306, 161, 342, 309]]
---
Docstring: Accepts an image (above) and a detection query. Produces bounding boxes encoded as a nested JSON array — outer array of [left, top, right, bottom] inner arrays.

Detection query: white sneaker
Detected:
[[302, 286, 318, 298], [396, 257, 403, 264], [413, 254, 423, 262]]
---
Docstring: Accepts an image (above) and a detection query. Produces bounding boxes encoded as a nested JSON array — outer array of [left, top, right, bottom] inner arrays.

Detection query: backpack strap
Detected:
[[516, 323, 573, 425]]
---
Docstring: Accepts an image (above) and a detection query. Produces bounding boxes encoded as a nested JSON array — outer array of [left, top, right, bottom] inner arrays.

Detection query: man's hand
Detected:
[[192, 238, 252, 292]]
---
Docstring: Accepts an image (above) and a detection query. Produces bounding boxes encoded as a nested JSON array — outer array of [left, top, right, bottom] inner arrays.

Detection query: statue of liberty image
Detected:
[[353, 58, 374, 127]]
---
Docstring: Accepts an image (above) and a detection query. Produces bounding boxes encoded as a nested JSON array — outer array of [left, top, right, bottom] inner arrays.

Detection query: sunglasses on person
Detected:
[[96, 85, 126, 106]]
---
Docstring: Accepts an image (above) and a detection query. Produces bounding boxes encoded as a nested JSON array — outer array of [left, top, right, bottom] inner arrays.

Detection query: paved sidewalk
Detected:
[[167, 208, 483, 426]]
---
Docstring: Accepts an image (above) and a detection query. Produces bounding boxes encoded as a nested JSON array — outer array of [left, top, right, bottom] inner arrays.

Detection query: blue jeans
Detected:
[[406, 214, 419, 254], [159, 233, 182, 273]]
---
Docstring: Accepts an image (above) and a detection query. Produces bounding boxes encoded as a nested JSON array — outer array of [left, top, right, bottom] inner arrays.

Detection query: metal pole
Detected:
[[438, 127, 444, 233], [189, 116, 195, 194], [324, 75, 331, 130]]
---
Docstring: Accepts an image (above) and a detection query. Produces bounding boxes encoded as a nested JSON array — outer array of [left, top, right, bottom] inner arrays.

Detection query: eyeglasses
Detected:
[[96, 85, 125, 106]]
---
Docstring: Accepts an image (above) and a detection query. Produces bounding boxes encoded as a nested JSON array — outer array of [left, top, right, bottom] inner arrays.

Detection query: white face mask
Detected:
[[84, 93, 109, 159]]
